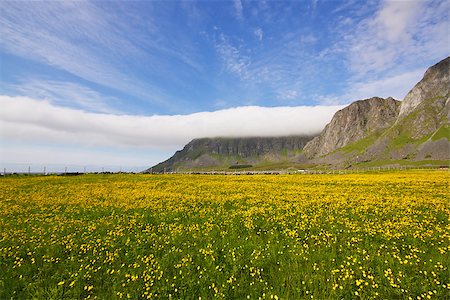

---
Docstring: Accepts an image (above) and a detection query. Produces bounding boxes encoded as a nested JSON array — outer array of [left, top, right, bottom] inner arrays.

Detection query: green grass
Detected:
[[385, 131, 432, 152], [339, 132, 381, 154], [431, 123, 450, 141], [387, 132, 414, 149]]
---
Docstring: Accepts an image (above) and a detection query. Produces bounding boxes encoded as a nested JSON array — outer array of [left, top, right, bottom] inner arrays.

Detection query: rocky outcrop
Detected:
[[303, 97, 400, 158]]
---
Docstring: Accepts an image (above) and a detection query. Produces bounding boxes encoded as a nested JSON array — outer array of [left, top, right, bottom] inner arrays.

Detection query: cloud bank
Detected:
[[0, 96, 344, 150]]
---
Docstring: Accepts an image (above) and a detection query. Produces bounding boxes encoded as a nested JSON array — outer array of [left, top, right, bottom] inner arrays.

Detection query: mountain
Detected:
[[304, 56, 449, 167], [146, 136, 315, 172], [147, 57, 449, 172]]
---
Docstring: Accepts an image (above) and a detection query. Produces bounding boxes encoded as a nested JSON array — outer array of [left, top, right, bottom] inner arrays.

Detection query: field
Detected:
[[1, 171, 449, 299]]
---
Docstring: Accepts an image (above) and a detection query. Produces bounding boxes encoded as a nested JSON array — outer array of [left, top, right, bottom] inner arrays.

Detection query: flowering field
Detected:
[[0, 171, 449, 299]]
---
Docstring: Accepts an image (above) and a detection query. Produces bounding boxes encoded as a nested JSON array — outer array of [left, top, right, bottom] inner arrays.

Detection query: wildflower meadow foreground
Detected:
[[0, 170, 449, 299]]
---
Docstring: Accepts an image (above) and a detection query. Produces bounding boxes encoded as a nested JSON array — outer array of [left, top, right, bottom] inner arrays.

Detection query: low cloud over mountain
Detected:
[[0, 95, 343, 150]]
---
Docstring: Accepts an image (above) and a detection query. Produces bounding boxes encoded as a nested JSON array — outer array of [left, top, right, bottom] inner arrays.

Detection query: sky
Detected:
[[0, 0, 449, 172]]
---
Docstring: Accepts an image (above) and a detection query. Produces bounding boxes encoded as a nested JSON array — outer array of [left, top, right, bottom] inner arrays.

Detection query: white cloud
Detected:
[[254, 28, 264, 41], [0, 95, 343, 151], [233, 0, 244, 20], [375, 0, 421, 42]]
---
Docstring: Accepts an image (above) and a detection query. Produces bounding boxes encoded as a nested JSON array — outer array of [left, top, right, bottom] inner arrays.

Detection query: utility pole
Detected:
[[43, 166, 46, 175], [28, 166, 31, 175], [84, 166, 86, 174], [65, 166, 67, 175]]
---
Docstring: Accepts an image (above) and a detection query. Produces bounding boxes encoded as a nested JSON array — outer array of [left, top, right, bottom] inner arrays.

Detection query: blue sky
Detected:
[[0, 0, 449, 171]]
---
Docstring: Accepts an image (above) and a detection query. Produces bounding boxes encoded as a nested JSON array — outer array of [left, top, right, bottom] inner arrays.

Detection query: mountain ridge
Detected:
[[146, 57, 450, 172], [148, 136, 315, 173]]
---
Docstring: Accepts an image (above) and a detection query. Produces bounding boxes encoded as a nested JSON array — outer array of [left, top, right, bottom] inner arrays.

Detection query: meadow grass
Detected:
[[0, 171, 449, 299]]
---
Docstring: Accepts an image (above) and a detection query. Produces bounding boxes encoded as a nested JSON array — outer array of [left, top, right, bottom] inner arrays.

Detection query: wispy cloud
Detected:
[[342, 0, 450, 79], [375, 0, 421, 42], [314, 68, 426, 105], [299, 34, 317, 45], [277, 90, 300, 101], [233, 0, 244, 20], [215, 34, 250, 79], [0, 1, 201, 110], [344, 68, 426, 101], [4, 80, 121, 114], [213, 28, 331, 106], [214, 30, 313, 84], [254, 28, 264, 41], [0, 95, 343, 150]]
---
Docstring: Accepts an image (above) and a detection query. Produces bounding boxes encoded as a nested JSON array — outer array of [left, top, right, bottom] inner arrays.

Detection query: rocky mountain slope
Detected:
[[303, 97, 401, 157], [398, 56, 450, 118], [147, 136, 315, 172], [305, 56, 449, 167]]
